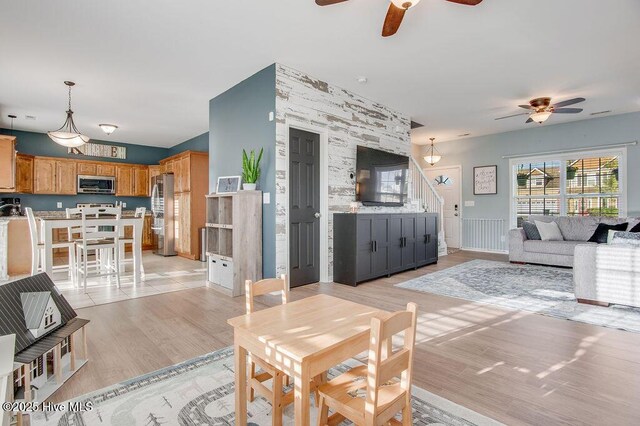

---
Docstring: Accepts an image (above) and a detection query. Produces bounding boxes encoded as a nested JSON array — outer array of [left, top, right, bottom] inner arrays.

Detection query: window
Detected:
[[30, 358, 42, 380], [44, 306, 54, 329], [61, 336, 70, 356], [511, 150, 625, 227]]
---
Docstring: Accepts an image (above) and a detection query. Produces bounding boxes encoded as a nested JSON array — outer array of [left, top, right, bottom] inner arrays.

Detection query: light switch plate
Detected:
[[268, 111, 274, 122], [122, 202, 127, 208], [263, 192, 271, 204], [464, 200, 475, 207], [56, 202, 63, 208]]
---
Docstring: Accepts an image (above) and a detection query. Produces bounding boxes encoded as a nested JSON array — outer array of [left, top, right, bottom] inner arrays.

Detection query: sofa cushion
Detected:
[[529, 215, 600, 241], [523, 240, 588, 256], [535, 220, 564, 241], [588, 222, 628, 244], [522, 221, 541, 240], [629, 222, 640, 233]]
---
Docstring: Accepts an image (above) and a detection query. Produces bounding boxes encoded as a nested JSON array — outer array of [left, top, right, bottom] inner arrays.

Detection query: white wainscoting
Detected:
[[462, 218, 507, 253]]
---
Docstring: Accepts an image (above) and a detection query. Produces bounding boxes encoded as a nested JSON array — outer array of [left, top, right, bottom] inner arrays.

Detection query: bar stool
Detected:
[[118, 207, 146, 276]]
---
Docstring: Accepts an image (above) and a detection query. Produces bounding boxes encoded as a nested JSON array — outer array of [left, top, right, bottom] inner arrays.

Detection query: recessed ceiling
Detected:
[[0, 0, 638, 147]]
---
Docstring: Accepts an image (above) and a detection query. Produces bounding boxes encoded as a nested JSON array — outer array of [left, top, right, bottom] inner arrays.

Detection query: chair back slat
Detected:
[[134, 207, 146, 218], [24, 207, 40, 251], [80, 207, 122, 244], [245, 275, 288, 314], [365, 302, 418, 422]]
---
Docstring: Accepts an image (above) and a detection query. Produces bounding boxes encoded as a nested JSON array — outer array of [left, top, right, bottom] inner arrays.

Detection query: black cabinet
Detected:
[[333, 212, 438, 286]]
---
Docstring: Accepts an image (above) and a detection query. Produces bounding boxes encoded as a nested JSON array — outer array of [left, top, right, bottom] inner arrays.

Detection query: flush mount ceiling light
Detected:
[[530, 111, 552, 124], [423, 137, 442, 166], [47, 81, 89, 148], [99, 124, 118, 135]]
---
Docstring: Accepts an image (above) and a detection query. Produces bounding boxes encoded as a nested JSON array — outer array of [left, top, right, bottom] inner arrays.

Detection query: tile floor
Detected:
[[49, 252, 207, 309]]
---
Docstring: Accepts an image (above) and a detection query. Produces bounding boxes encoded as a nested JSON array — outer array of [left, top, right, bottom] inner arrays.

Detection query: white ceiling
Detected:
[[1, 0, 639, 147]]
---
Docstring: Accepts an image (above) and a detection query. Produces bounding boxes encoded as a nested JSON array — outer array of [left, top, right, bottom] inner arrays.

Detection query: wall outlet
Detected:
[[122, 202, 127, 208], [263, 192, 271, 204], [56, 202, 62, 208]]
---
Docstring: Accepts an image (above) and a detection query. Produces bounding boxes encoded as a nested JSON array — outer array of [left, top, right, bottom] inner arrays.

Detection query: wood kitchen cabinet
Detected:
[[0, 135, 16, 190], [15, 154, 34, 193], [97, 163, 116, 176], [133, 166, 149, 196], [116, 165, 134, 196], [33, 157, 77, 194], [77, 162, 97, 175]]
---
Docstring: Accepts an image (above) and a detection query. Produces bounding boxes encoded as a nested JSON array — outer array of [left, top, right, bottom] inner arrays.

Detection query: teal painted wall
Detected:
[[167, 132, 209, 157], [414, 111, 640, 229], [209, 64, 276, 277], [0, 129, 206, 212]]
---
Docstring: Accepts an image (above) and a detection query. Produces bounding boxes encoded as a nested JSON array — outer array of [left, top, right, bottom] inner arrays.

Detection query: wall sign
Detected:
[[473, 165, 497, 195], [68, 143, 127, 159], [216, 176, 242, 193]]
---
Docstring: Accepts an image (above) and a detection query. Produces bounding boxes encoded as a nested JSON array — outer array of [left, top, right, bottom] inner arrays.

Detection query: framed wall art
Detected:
[[473, 165, 497, 195]]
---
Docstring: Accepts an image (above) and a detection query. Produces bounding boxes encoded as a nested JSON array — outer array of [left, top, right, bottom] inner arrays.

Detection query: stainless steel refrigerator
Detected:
[[151, 173, 177, 256]]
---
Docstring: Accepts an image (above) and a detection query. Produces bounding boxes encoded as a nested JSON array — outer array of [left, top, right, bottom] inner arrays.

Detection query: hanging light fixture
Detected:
[[423, 137, 442, 166], [48, 81, 89, 147], [530, 110, 552, 124], [99, 124, 118, 135], [7, 114, 17, 136]]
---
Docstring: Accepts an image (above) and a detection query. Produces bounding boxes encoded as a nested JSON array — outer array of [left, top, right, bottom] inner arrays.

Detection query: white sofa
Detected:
[[574, 243, 640, 308]]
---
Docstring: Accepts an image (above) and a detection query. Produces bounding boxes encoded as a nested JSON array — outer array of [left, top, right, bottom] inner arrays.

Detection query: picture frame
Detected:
[[216, 176, 242, 194], [473, 165, 497, 195]]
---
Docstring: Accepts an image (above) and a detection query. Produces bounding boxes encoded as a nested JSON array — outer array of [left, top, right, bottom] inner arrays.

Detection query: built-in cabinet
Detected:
[[205, 191, 262, 296], [15, 154, 34, 193], [333, 212, 438, 286], [33, 157, 77, 195], [160, 151, 208, 260], [115, 165, 148, 197], [0, 135, 16, 190]]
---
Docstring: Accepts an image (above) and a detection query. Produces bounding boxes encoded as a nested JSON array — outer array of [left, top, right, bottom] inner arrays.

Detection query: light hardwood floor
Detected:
[[50, 251, 640, 425]]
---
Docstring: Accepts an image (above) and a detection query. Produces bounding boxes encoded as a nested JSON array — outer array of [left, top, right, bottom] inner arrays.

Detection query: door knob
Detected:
[[314, 212, 321, 219]]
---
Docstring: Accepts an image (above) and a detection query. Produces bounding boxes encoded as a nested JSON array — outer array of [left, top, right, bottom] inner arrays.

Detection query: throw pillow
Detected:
[[588, 222, 628, 244], [535, 220, 564, 241], [629, 222, 640, 233], [610, 231, 640, 247], [522, 221, 541, 240]]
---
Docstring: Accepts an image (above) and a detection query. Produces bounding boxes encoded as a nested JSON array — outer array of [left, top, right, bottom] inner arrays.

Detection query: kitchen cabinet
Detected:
[[77, 162, 97, 175], [333, 213, 438, 286], [174, 192, 192, 254], [133, 166, 149, 197], [15, 154, 34, 193], [116, 165, 134, 196], [143, 215, 153, 249], [33, 157, 76, 194], [0, 135, 16, 190], [148, 165, 161, 194], [97, 163, 116, 176]]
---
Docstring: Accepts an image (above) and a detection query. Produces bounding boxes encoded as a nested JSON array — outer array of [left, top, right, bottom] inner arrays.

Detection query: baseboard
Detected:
[[461, 247, 509, 255]]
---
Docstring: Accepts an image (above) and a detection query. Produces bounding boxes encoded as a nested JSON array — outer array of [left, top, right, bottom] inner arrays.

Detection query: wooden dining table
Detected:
[[227, 294, 389, 426], [39, 216, 144, 284]]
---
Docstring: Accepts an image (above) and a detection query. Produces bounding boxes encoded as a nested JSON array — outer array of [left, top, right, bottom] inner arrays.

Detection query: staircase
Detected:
[[409, 157, 447, 256]]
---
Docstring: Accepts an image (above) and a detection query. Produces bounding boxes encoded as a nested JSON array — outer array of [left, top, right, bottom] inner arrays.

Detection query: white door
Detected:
[[424, 166, 461, 249]]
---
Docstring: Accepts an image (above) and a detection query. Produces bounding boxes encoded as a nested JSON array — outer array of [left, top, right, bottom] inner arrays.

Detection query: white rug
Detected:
[[396, 259, 640, 333], [31, 347, 502, 425]]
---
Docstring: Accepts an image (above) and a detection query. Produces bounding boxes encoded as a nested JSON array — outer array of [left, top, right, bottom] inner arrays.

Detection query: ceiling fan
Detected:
[[495, 97, 586, 124], [315, 0, 483, 37]]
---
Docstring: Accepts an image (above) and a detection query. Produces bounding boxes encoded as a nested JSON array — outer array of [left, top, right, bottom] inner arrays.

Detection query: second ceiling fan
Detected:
[[316, 0, 483, 37]]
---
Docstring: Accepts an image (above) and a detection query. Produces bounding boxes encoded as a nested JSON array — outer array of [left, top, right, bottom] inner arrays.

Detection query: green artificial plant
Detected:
[[242, 148, 264, 184]]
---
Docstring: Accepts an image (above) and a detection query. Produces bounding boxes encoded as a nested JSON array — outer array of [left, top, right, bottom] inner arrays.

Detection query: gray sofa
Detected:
[[509, 215, 638, 268]]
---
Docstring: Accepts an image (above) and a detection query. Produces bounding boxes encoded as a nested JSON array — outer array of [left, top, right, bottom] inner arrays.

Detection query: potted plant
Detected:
[[242, 148, 263, 190], [566, 166, 578, 180], [612, 167, 619, 181], [516, 166, 528, 187]]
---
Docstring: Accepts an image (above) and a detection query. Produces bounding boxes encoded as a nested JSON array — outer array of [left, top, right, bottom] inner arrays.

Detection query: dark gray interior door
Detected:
[[289, 128, 321, 287]]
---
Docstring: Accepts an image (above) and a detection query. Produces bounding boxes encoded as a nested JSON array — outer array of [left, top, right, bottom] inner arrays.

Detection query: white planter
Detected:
[[243, 183, 257, 191]]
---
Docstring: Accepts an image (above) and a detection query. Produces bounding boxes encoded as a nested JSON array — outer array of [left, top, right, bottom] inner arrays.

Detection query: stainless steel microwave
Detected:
[[77, 175, 116, 194]]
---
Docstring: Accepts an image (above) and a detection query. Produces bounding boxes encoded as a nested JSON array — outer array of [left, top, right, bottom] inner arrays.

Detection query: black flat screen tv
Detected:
[[356, 146, 409, 207]]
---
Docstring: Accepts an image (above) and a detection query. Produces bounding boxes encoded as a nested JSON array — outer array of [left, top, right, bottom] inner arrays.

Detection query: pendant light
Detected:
[[423, 137, 442, 166], [48, 81, 89, 147]]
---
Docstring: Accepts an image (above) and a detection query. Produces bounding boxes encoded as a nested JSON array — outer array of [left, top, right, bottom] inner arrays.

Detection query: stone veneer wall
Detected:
[[274, 64, 415, 279]]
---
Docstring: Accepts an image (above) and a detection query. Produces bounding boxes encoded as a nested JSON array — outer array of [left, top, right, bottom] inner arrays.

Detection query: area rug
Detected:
[[395, 259, 640, 333], [31, 347, 502, 426]]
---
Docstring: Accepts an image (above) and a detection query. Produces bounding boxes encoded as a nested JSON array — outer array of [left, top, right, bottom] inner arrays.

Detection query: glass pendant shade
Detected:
[[391, 0, 421, 9], [423, 138, 442, 166], [48, 81, 89, 148], [531, 111, 552, 124], [99, 124, 118, 135]]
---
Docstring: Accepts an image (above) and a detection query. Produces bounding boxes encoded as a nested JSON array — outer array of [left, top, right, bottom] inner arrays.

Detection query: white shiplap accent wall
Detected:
[[275, 64, 414, 279]]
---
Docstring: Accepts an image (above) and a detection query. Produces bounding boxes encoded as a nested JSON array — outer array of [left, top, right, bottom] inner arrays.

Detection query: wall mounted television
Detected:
[[356, 146, 409, 207]]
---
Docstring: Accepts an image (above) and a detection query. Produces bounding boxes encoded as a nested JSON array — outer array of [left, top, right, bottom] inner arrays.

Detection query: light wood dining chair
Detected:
[[316, 302, 418, 426], [244, 275, 327, 426], [75, 207, 122, 292], [25, 207, 76, 282]]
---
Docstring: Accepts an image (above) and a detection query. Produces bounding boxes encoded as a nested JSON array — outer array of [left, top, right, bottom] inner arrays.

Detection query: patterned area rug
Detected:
[[396, 259, 640, 333], [31, 347, 502, 426]]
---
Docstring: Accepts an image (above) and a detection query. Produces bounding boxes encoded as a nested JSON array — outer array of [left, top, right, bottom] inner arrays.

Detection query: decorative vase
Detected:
[[243, 183, 257, 191]]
